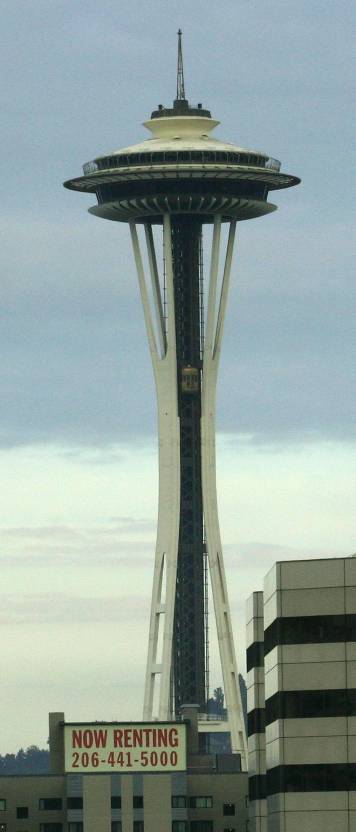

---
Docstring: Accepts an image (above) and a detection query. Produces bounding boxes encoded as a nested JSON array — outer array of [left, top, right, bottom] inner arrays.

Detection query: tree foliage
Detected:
[[0, 745, 49, 774], [207, 676, 247, 727]]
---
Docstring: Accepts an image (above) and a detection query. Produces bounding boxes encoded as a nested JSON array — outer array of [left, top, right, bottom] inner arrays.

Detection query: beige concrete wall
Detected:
[[49, 711, 65, 774], [143, 774, 171, 832], [188, 772, 248, 832], [83, 774, 111, 832], [0, 759, 248, 832], [121, 775, 133, 832], [0, 776, 65, 831]]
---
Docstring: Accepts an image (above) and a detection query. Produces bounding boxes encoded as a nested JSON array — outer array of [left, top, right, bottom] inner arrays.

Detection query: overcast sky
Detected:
[[1, 0, 355, 753]]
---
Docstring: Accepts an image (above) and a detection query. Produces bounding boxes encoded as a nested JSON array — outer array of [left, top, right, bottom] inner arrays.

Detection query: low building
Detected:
[[247, 556, 356, 832], [0, 706, 248, 832]]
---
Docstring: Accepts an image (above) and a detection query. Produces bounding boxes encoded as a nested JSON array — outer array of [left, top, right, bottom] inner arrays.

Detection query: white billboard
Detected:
[[64, 722, 186, 773]]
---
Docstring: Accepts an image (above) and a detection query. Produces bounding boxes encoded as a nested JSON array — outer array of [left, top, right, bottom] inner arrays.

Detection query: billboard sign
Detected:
[[64, 722, 186, 773]]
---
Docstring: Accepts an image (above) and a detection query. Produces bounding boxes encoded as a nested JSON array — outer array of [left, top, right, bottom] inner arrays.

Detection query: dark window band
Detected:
[[265, 689, 356, 725], [247, 641, 264, 672], [267, 763, 356, 795], [249, 774, 266, 801], [84, 150, 270, 174], [264, 614, 356, 657], [247, 708, 266, 736], [96, 179, 267, 206]]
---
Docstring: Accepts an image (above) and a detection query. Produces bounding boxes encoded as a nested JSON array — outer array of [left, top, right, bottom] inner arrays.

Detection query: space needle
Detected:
[[64, 32, 300, 768]]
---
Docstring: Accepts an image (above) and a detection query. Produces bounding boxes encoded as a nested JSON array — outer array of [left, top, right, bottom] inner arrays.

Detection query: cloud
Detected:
[[0, 592, 148, 626], [0, 521, 154, 567], [223, 542, 348, 571], [0, 1, 355, 453], [1, 203, 354, 450]]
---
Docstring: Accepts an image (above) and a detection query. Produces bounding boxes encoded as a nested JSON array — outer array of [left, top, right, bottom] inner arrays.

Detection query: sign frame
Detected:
[[64, 721, 187, 774]]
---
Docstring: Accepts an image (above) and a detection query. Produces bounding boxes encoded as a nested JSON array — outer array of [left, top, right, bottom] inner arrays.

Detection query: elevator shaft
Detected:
[[171, 217, 206, 712]]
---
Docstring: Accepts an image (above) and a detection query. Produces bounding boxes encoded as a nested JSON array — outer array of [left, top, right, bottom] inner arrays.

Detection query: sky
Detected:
[[1, 0, 355, 752]]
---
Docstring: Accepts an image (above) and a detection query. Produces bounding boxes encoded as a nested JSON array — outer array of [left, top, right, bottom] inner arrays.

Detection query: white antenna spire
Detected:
[[176, 29, 186, 100]]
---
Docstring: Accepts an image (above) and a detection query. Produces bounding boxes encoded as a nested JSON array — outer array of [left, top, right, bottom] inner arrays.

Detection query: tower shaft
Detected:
[[127, 214, 247, 764], [171, 218, 205, 711]]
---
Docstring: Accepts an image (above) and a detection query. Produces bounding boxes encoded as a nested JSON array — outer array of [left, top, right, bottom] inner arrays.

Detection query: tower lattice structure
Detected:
[[64, 35, 299, 767]]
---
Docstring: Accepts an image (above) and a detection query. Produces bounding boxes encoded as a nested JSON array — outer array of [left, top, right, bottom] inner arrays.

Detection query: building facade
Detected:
[[246, 592, 266, 831], [247, 556, 356, 832], [0, 708, 248, 832]]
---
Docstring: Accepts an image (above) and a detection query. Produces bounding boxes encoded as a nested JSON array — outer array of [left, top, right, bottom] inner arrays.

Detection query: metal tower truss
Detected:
[[130, 214, 247, 764]]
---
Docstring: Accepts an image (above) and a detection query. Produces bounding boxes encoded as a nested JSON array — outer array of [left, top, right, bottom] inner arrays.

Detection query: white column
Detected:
[[201, 217, 248, 767], [130, 217, 180, 720]]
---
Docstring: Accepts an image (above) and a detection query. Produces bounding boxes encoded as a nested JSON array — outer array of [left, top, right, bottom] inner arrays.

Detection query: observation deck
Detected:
[[64, 99, 300, 224]]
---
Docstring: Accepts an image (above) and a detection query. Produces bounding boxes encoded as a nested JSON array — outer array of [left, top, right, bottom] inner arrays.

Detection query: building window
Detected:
[[133, 796, 144, 809], [223, 803, 235, 816], [263, 613, 356, 657], [133, 823, 144, 832], [172, 796, 187, 808], [265, 688, 356, 725], [67, 797, 83, 809], [17, 807, 29, 819], [246, 641, 264, 672], [190, 823, 213, 832], [189, 797, 213, 809], [39, 798, 62, 810], [266, 762, 356, 795], [0, 803, 5, 812], [172, 823, 188, 832], [39, 826, 63, 832], [249, 774, 266, 802], [111, 823, 122, 832], [111, 796, 121, 809], [68, 825, 83, 832], [247, 708, 265, 737]]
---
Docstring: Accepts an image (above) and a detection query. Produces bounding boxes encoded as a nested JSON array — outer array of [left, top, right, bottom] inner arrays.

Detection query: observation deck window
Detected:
[[86, 149, 271, 173], [265, 157, 281, 171], [82, 160, 99, 174]]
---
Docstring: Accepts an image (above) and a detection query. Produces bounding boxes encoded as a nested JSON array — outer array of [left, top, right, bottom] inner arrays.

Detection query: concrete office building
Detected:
[[0, 708, 248, 832], [246, 592, 266, 831], [246, 556, 356, 832]]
